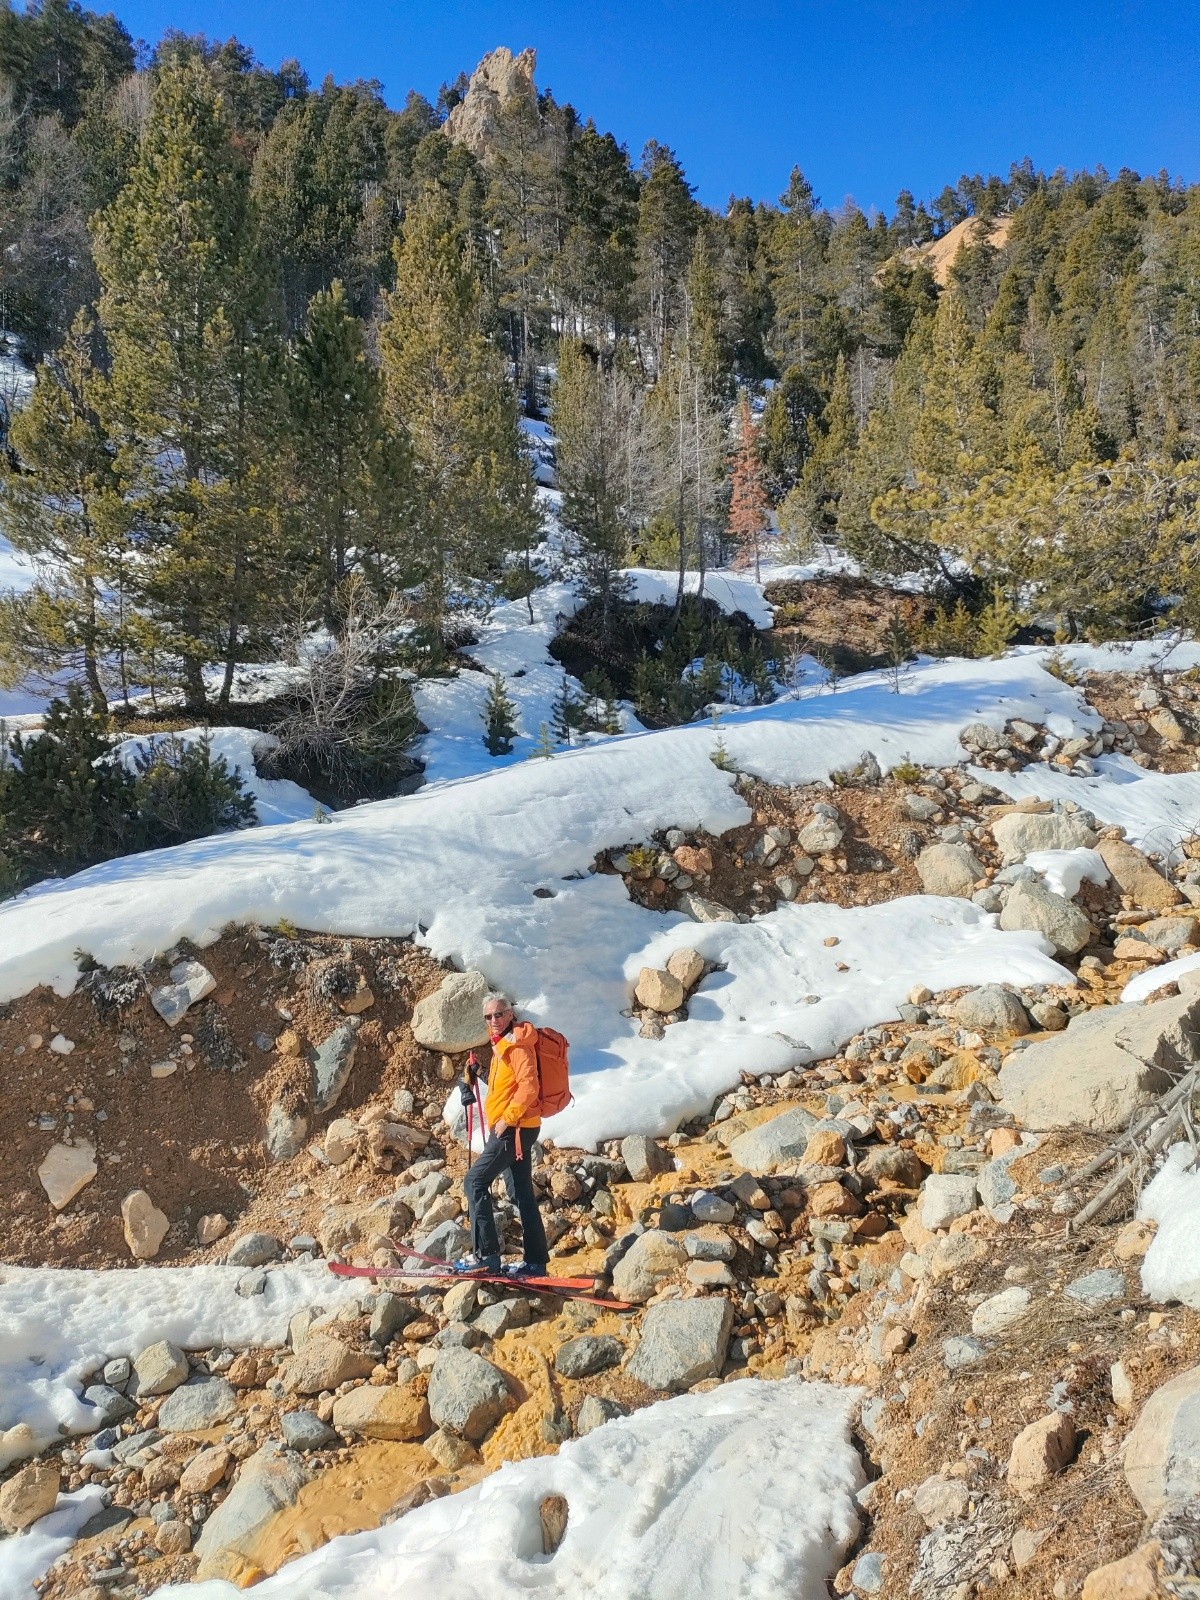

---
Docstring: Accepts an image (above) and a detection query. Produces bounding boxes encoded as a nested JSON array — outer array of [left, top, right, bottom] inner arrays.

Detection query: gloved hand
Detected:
[[459, 1050, 479, 1107]]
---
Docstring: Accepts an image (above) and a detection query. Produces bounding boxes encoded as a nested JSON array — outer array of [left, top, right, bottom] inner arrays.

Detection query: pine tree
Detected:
[[287, 280, 413, 627], [482, 671, 518, 756], [726, 390, 770, 579], [379, 189, 539, 637], [976, 585, 1021, 657], [91, 57, 284, 708], [0, 310, 133, 705], [551, 338, 647, 634], [530, 721, 556, 759], [779, 353, 857, 556], [636, 142, 698, 369], [550, 673, 576, 746]]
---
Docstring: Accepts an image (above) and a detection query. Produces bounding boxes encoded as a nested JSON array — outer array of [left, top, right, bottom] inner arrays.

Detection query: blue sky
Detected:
[[109, 0, 1200, 214]]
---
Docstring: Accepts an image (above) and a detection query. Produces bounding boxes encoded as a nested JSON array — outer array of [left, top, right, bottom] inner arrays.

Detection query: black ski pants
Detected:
[[464, 1125, 548, 1267]]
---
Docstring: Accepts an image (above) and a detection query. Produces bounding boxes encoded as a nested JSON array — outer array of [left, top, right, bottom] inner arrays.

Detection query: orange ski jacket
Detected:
[[484, 1021, 542, 1130]]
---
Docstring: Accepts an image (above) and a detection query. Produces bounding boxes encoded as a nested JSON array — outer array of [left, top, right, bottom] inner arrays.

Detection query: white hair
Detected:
[[482, 990, 511, 1009]]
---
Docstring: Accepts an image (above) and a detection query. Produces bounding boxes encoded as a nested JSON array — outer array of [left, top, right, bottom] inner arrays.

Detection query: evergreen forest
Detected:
[[3, 0, 1200, 731]]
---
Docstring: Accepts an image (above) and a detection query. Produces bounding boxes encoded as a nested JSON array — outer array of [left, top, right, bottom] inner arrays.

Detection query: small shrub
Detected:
[[482, 671, 518, 756], [890, 757, 924, 785]]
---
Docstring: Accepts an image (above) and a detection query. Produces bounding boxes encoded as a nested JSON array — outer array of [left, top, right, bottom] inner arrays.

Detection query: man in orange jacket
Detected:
[[455, 991, 549, 1278]]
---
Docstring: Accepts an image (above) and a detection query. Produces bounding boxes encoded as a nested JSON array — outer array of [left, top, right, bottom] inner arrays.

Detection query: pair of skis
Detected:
[[328, 1240, 630, 1309]]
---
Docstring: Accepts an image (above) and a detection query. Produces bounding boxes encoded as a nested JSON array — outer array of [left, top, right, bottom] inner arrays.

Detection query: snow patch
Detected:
[[0, 1486, 106, 1600], [148, 1379, 864, 1600], [0, 1263, 363, 1467], [1138, 1144, 1200, 1308]]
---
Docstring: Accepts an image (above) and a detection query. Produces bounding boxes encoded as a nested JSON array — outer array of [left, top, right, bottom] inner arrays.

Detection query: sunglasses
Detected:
[[484, 1008, 510, 1019]]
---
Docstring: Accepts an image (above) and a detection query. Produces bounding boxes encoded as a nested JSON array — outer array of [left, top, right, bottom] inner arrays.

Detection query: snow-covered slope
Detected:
[[150, 1379, 863, 1600], [0, 652, 1120, 1149]]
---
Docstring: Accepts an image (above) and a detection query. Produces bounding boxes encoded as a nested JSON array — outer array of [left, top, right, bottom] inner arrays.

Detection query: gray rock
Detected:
[[264, 1098, 308, 1162], [157, 1377, 237, 1432], [943, 1335, 987, 1371], [916, 843, 984, 898], [102, 1357, 131, 1389], [133, 1340, 189, 1398], [971, 1287, 1031, 1337], [77, 1504, 133, 1540], [626, 1296, 733, 1391], [555, 1336, 624, 1380], [977, 1152, 1022, 1216], [226, 1232, 282, 1268], [1140, 916, 1199, 954], [620, 1135, 671, 1182], [1125, 1364, 1200, 1515], [312, 1022, 358, 1112], [473, 1298, 532, 1339], [797, 813, 844, 856], [83, 1384, 136, 1428], [575, 1395, 627, 1436], [612, 1231, 686, 1303], [194, 1443, 309, 1579], [920, 1174, 978, 1231], [852, 1551, 886, 1595], [112, 1427, 161, 1464], [282, 1333, 375, 1395], [677, 892, 740, 924], [903, 793, 943, 822], [427, 1347, 511, 1442], [999, 991, 1200, 1134], [684, 1229, 736, 1262], [689, 1190, 735, 1224], [992, 810, 1098, 864], [951, 985, 1030, 1035], [370, 1293, 419, 1344], [999, 879, 1093, 955], [413, 1218, 472, 1263], [281, 1410, 337, 1451], [727, 1105, 817, 1172], [1065, 1268, 1126, 1307], [149, 959, 216, 1028], [410, 970, 490, 1052]]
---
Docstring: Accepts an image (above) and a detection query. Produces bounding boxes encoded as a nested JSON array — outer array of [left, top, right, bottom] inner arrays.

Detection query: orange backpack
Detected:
[[534, 1027, 573, 1117]]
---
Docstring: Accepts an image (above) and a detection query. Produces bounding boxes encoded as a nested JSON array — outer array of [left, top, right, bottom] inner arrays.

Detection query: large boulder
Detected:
[[992, 810, 1097, 865], [281, 1333, 375, 1395], [626, 1297, 733, 1391], [612, 1232, 686, 1303], [1124, 1364, 1200, 1515], [1097, 838, 1183, 911], [727, 1105, 818, 1172], [157, 1377, 237, 1432], [999, 991, 1200, 1134], [194, 1444, 308, 1580], [427, 1347, 511, 1442], [951, 986, 1030, 1035], [916, 844, 983, 899], [621, 1134, 672, 1182], [410, 971, 490, 1052], [999, 879, 1093, 954], [331, 1384, 430, 1441], [0, 1461, 59, 1532]]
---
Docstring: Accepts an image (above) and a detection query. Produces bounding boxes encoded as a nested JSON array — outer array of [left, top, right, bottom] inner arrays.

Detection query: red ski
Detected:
[[327, 1260, 631, 1309]]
